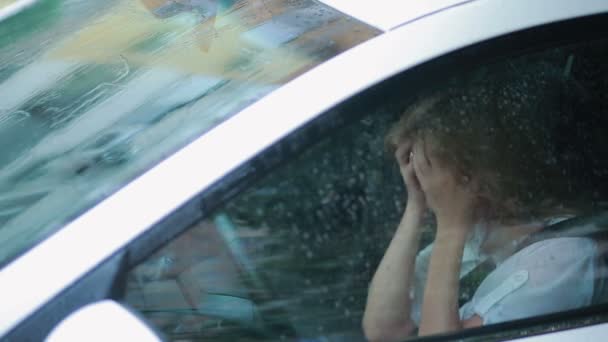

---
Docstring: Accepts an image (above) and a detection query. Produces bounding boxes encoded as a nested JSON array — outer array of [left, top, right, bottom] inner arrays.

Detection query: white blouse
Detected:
[[459, 237, 596, 324], [410, 235, 598, 325]]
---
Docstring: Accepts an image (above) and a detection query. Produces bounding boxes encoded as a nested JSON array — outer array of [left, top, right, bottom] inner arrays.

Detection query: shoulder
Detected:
[[495, 237, 597, 289], [465, 237, 597, 324], [514, 237, 597, 267], [523, 236, 596, 252]]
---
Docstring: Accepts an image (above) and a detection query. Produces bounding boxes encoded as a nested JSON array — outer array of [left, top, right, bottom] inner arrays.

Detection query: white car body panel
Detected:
[[508, 323, 608, 341], [0, 0, 607, 337], [45, 301, 161, 342], [318, 0, 474, 31]]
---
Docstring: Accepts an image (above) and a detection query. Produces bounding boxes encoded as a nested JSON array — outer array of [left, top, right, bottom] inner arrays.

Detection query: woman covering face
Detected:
[[363, 61, 608, 341]]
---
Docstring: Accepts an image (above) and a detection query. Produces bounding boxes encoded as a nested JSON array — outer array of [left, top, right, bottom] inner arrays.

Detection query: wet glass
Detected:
[[0, 0, 379, 266], [122, 38, 608, 341], [123, 112, 401, 341]]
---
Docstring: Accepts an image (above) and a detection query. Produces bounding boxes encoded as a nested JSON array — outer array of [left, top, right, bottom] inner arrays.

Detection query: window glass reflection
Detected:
[[0, 0, 378, 266]]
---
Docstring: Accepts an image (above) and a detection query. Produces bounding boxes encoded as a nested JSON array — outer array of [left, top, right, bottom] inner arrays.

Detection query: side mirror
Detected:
[[46, 300, 162, 342]]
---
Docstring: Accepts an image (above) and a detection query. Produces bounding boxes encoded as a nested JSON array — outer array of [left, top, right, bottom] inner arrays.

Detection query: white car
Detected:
[[1, 0, 608, 341]]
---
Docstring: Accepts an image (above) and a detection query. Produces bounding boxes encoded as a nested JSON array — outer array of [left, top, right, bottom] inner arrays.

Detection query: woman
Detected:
[[363, 61, 608, 341]]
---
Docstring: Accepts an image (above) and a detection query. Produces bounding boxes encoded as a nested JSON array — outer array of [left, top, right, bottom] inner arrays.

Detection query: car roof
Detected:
[[318, 0, 475, 31]]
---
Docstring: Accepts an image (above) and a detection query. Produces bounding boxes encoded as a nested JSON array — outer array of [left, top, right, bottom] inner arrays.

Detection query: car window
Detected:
[[121, 37, 608, 341], [0, 0, 378, 267]]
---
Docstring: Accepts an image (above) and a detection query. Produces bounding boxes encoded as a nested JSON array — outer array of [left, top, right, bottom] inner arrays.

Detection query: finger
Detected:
[[413, 141, 431, 175], [400, 139, 413, 151], [395, 142, 412, 165], [394, 144, 405, 164], [407, 163, 423, 188], [424, 139, 450, 173], [421, 138, 435, 168], [412, 152, 427, 190]]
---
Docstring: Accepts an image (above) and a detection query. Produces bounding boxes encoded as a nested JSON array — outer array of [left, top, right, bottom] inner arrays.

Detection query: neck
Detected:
[[480, 221, 544, 262]]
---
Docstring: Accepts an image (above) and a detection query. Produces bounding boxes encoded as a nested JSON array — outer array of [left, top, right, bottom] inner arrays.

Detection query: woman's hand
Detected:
[[395, 141, 427, 214], [411, 140, 476, 232]]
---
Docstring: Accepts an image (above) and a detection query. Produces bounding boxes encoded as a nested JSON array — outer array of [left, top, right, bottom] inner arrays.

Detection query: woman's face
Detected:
[[409, 134, 490, 222], [410, 135, 450, 177]]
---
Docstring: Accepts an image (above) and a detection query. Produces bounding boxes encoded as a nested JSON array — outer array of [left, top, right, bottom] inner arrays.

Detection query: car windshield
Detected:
[[0, 0, 379, 267]]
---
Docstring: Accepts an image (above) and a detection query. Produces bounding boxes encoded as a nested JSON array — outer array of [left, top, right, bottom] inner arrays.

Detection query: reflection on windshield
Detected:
[[0, 0, 379, 266]]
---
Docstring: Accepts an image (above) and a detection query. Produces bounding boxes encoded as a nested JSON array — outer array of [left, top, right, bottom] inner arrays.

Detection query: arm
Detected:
[[412, 140, 478, 336], [418, 227, 468, 335], [363, 142, 427, 342], [363, 205, 424, 341]]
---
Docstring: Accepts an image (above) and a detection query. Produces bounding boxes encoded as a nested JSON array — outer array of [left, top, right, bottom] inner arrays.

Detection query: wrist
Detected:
[[436, 211, 473, 229], [395, 203, 426, 237], [434, 222, 471, 243], [405, 200, 426, 216], [403, 206, 425, 227]]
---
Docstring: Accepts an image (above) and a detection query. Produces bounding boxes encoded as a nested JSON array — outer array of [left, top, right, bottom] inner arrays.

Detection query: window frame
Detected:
[[118, 13, 608, 342]]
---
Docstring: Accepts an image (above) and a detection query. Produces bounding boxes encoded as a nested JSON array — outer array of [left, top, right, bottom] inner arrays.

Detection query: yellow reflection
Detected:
[[51, 0, 312, 83], [0, 0, 19, 8]]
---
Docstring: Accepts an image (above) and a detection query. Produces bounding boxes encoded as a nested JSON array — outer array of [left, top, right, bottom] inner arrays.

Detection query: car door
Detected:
[[112, 9, 608, 342], [2, 0, 608, 341]]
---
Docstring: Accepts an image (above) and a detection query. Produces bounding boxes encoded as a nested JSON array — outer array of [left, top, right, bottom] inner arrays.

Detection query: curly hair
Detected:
[[387, 60, 608, 222]]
